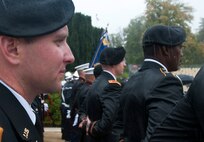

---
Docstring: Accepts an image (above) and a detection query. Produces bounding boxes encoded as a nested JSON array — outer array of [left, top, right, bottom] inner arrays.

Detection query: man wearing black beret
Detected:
[[0, 0, 75, 141], [122, 24, 186, 142], [83, 46, 126, 142], [146, 33, 204, 141]]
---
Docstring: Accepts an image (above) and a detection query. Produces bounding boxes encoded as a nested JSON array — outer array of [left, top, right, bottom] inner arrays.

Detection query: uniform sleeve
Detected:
[[89, 81, 122, 137], [78, 85, 90, 121]]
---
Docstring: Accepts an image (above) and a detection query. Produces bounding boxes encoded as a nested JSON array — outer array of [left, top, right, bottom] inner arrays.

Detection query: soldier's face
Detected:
[[114, 58, 126, 76], [19, 26, 75, 94]]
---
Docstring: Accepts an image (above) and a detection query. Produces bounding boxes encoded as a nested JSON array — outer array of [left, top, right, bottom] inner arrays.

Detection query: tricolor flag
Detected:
[[89, 29, 110, 67]]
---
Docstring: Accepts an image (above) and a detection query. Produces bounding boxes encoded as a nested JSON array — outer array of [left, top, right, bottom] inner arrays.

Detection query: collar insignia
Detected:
[[23, 128, 29, 139], [160, 68, 167, 76]]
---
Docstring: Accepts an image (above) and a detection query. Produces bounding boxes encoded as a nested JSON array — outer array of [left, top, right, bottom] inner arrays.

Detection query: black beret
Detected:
[[0, 0, 74, 37], [99, 46, 126, 65], [143, 25, 186, 47]]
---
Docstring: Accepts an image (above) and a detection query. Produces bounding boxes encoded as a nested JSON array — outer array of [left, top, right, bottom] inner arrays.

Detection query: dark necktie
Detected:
[[34, 111, 44, 141]]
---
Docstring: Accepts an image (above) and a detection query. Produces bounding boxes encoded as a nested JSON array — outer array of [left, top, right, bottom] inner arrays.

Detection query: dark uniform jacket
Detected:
[[122, 60, 184, 142], [76, 81, 93, 142], [61, 78, 85, 141], [86, 71, 122, 142], [77, 81, 92, 121], [71, 77, 85, 118], [0, 83, 42, 142], [149, 66, 204, 142]]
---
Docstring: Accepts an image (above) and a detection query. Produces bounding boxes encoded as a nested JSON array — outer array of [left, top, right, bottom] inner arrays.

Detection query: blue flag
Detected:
[[89, 30, 110, 67]]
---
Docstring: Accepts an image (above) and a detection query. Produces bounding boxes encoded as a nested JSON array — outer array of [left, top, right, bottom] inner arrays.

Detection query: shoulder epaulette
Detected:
[[0, 127, 3, 141], [159, 68, 168, 76], [108, 80, 121, 86]]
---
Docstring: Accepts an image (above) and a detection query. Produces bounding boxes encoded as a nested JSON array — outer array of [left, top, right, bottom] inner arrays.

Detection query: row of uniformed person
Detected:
[[61, 63, 103, 142], [61, 46, 126, 142], [61, 24, 204, 142], [61, 63, 89, 142], [1, 0, 203, 140], [61, 47, 126, 142]]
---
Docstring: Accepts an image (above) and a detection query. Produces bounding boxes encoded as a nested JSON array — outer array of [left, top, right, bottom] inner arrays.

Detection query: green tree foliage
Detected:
[[43, 93, 61, 126], [196, 18, 204, 43], [181, 30, 204, 65], [67, 13, 103, 71], [124, 16, 146, 64], [145, 0, 193, 29], [191, 18, 204, 64], [109, 32, 125, 47]]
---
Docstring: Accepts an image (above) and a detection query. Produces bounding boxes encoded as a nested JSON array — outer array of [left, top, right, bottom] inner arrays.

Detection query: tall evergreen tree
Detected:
[[67, 13, 103, 71]]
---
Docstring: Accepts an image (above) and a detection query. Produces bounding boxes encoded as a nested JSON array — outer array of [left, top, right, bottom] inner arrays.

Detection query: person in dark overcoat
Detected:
[[82, 46, 126, 142], [73, 67, 96, 142], [122, 25, 186, 142]]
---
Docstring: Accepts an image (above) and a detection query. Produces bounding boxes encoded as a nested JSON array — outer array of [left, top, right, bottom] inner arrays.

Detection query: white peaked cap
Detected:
[[65, 71, 72, 79], [73, 70, 79, 78], [84, 67, 94, 75], [74, 63, 90, 71]]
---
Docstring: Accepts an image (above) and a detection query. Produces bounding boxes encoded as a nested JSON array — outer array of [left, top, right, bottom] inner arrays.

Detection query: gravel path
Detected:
[[44, 127, 64, 142]]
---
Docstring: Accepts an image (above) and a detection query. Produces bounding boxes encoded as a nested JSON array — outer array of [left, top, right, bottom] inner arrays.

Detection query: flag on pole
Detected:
[[89, 29, 110, 67]]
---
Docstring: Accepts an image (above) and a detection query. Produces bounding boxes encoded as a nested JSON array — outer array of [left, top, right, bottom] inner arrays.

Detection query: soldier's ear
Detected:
[[0, 36, 20, 64], [160, 46, 169, 57]]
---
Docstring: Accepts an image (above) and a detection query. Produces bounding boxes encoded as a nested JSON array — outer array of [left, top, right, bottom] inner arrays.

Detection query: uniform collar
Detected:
[[103, 70, 116, 80], [144, 58, 168, 72]]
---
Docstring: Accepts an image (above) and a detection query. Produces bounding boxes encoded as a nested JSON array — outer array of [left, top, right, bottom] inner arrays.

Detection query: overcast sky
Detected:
[[73, 0, 204, 34]]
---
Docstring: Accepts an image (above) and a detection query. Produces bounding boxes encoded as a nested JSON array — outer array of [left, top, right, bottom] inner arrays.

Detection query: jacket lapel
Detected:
[[0, 83, 41, 141]]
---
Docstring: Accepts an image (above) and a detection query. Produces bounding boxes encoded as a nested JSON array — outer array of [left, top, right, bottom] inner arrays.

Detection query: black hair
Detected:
[[94, 64, 103, 78]]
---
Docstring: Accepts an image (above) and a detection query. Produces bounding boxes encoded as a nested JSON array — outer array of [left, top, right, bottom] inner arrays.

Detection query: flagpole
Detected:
[[90, 40, 103, 67], [89, 25, 110, 67]]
